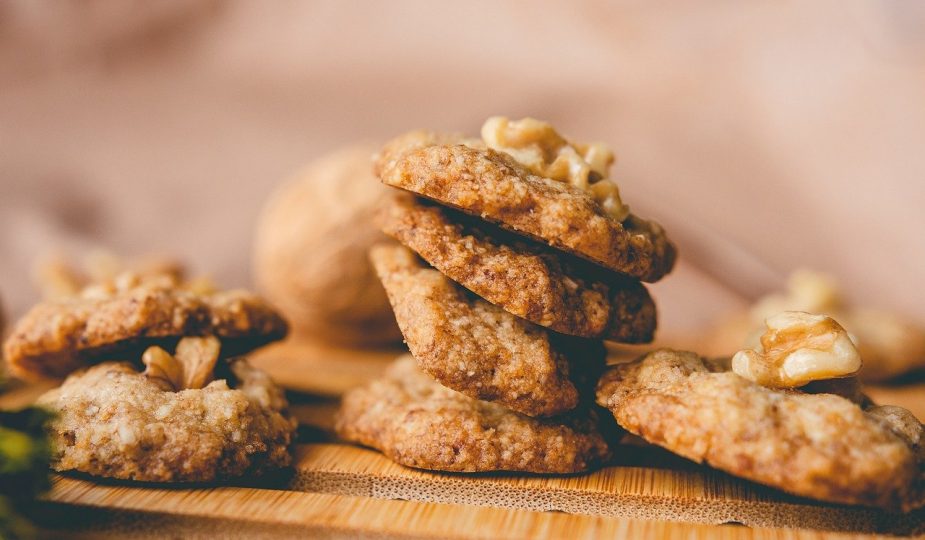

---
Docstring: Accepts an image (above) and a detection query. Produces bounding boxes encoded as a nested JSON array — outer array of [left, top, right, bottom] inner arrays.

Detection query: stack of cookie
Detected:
[[2, 257, 297, 483], [336, 117, 677, 474]]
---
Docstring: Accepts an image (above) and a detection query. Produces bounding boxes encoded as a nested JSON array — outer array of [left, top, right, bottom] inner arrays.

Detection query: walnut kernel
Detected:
[[732, 311, 861, 388], [142, 336, 221, 391], [480, 116, 629, 221]]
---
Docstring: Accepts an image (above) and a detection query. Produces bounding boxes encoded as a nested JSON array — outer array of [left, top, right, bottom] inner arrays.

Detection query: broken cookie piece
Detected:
[[336, 354, 611, 474]]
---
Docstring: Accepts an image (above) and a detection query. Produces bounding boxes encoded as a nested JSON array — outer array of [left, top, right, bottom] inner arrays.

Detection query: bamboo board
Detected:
[[35, 476, 867, 540], [3, 339, 924, 539]]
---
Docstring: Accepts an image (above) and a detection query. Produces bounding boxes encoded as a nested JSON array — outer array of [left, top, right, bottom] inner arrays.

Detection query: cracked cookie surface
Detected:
[[379, 193, 656, 342], [375, 131, 676, 282], [38, 359, 296, 482], [370, 244, 603, 417], [595, 349, 923, 510], [4, 279, 287, 381], [336, 354, 612, 473]]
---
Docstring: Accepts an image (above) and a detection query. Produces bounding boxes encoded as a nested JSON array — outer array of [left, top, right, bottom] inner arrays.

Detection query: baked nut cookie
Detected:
[[336, 354, 611, 473], [375, 119, 676, 282], [702, 270, 925, 381], [4, 270, 287, 381], [253, 145, 401, 346], [370, 244, 603, 417], [596, 349, 923, 510], [38, 342, 296, 482], [378, 193, 656, 342]]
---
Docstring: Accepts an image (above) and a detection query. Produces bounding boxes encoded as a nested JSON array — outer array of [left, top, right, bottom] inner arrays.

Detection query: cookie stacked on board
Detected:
[[335, 117, 677, 473], [2, 257, 296, 483]]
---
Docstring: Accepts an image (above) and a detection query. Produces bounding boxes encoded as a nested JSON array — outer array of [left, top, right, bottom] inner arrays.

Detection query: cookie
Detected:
[[370, 244, 603, 417], [375, 130, 676, 282], [596, 349, 923, 510], [4, 273, 288, 381], [378, 193, 656, 342], [335, 354, 611, 473], [38, 357, 296, 482]]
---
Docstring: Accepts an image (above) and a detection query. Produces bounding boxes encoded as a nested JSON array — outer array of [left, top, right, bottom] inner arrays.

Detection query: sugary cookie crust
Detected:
[[595, 349, 921, 510], [370, 244, 602, 418], [38, 359, 296, 482], [4, 286, 288, 381], [378, 193, 656, 342], [336, 354, 611, 474], [375, 131, 676, 282]]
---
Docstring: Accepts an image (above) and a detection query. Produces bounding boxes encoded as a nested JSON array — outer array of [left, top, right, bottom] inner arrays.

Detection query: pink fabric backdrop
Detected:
[[1, 1, 923, 341]]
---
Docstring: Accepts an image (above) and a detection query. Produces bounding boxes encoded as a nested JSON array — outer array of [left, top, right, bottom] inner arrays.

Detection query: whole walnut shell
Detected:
[[253, 145, 400, 346]]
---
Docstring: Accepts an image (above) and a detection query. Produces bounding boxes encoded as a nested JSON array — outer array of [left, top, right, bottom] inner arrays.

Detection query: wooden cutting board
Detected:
[[2, 339, 923, 539]]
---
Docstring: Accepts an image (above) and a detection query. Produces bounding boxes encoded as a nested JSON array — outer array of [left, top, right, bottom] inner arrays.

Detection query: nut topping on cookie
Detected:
[[142, 336, 221, 392], [732, 311, 861, 388], [481, 117, 629, 221]]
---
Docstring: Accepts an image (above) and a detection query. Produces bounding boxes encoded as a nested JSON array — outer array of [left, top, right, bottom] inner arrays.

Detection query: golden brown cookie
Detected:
[[38, 357, 296, 482], [336, 354, 612, 473], [253, 145, 401, 346], [375, 130, 676, 282], [596, 349, 923, 510], [3, 273, 288, 381], [378, 193, 656, 343], [370, 244, 603, 417]]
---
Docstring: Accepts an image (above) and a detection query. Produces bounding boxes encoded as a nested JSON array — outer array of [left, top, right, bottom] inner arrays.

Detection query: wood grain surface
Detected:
[[2, 339, 923, 539]]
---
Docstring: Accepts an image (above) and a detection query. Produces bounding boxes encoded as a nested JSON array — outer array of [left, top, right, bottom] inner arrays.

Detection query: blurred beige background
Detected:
[[1, 0, 923, 339]]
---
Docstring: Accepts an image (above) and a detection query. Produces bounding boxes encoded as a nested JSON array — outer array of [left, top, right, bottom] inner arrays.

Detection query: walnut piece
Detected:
[[142, 336, 221, 391], [732, 311, 861, 388], [480, 116, 629, 221]]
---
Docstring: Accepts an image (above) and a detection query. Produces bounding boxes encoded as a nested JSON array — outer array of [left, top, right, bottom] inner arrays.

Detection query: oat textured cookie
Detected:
[[4, 273, 288, 381], [375, 129, 676, 282], [379, 193, 656, 342], [596, 349, 923, 510], [38, 358, 296, 482], [370, 244, 603, 417], [336, 354, 611, 473]]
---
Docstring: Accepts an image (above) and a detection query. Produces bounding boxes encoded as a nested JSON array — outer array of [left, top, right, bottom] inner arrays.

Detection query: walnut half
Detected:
[[142, 336, 221, 391], [480, 116, 630, 221], [732, 311, 861, 388]]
